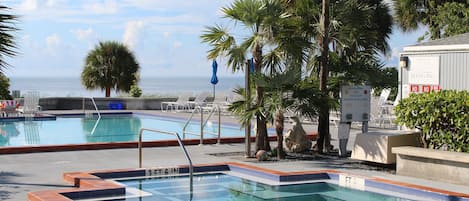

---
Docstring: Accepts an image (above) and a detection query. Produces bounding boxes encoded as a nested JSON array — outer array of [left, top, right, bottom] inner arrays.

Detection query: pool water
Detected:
[[0, 114, 247, 147], [112, 173, 413, 201]]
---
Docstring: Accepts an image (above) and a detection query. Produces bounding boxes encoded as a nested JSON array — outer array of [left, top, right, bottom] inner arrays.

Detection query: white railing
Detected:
[[138, 128, 193, 193], [82, 97, 101, 119], [82, 97, 101, 135], [182, 105, 221, 144]]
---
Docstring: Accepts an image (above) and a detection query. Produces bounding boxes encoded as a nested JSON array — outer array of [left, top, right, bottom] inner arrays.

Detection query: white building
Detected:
[[399, 33, 469, 98]]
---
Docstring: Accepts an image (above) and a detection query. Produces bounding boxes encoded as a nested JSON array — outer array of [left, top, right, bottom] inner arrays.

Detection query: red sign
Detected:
[[432, 85, 440, 91], [422, 85, 431, 92], [410, 85, 420, 92]]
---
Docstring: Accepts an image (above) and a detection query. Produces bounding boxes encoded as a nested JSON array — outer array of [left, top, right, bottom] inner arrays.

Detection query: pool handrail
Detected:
[[82, 97, 101, 119], [138, 128, 193, 193], [182, 105, 221, 144]]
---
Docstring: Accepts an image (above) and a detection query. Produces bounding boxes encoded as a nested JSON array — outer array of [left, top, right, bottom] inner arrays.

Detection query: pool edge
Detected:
[[28, 162, 469, 201]]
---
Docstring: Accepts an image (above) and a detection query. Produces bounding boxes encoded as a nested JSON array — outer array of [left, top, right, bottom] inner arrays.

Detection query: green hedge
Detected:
[[395, 90, 469, 152]]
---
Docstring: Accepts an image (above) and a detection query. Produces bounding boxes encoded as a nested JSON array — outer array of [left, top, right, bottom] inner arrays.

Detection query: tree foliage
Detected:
[[395, 91, 469, 152], [205, 0, 395, 154], [432, 2, 469, 37], [81, 41, 140, 97], [0, 5, 19, 71], [129, 82, 142, 97], [288, 0, 393, 152], [0, 73, 12, 99], [393, 0, 468, 40], [201, 0, 294, 152]]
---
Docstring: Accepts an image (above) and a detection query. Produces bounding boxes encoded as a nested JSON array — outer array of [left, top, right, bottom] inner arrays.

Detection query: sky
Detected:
[[2, 0, 426, 78]]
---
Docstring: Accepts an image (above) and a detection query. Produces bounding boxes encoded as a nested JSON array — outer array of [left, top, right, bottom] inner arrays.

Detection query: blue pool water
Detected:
[[114, 173, 413, 201], [0, 114, 247, 147]]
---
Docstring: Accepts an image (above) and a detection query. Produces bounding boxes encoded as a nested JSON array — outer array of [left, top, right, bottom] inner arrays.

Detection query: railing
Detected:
[[82, 97, 101, 135], [82, 97, 101, 119], [138, 128, 193, 193], [182, 105, 221, 144]]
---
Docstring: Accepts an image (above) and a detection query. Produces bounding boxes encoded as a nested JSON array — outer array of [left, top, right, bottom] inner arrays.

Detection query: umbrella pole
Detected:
[[213, 85, 215, 98]]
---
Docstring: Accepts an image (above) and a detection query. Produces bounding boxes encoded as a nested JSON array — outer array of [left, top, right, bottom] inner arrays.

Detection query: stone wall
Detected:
[[37, 97, 177, 110], [392, 146, 469, 186]]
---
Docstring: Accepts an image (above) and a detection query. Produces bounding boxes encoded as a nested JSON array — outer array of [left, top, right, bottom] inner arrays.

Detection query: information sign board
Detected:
[[340, 85, 371, 122]]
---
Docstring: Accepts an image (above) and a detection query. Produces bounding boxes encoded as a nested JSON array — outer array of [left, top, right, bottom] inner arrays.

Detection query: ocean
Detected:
[[9, 77, 245, 97]]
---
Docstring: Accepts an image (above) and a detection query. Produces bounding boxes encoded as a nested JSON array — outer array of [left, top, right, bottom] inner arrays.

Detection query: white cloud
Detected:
[[163, 32, 170, 38], [21, 35, 31, 42], [46, 33, 61, 55], [391, 47, 400, 60], [46, 34, 60, 47], [83, 0, 118, 14], [71, 27, 96, 41], [18, 0, 66, 11], [173, 41, 182, 48], [19, 0, 38, 11], [46, 0, 66, 7], [123, 20, 145, 49]]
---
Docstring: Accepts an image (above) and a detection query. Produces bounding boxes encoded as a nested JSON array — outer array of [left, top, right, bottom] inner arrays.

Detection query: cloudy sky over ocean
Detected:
[[3, 0, 425, 78]]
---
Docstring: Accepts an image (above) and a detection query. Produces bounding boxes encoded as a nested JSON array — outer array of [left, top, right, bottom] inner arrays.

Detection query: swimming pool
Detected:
[[29, 163, 469, 201], [114, 173, 414, 201], [0, 113, 250, 147]]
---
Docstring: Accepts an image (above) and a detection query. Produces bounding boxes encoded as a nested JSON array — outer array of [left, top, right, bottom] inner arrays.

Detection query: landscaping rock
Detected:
[[283, 116, 312, 153]]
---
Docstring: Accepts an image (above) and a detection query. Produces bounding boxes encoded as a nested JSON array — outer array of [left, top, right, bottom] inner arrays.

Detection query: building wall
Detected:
[[400, 51, 469, 97], [440, 52, 469, 90]]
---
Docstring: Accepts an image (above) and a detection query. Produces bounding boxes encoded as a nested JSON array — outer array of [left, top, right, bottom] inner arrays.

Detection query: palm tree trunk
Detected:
[[253, 44, 271, 152], [275, 109, 285, 159], [317, 0, 331, 153], [105, 86, 111, 97]]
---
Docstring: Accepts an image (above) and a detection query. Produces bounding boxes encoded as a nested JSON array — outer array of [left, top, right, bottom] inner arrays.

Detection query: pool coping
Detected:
[[27, 162, 469, 201], [0, 112, 317, 154]]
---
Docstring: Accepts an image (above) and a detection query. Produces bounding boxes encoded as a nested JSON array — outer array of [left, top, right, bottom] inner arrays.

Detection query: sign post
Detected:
[[339, 85, 371, 157]]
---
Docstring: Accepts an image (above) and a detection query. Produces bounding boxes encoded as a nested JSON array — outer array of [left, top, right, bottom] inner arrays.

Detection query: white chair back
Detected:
[[176, 92, 192, 104], [378, 88, 391, 104]]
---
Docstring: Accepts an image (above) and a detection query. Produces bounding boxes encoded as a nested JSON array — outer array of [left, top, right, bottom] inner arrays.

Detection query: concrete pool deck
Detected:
[[1, 110, 468, 200]]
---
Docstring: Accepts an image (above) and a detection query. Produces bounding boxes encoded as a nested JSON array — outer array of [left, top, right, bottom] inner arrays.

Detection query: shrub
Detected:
[[394, 90, 469, 152], [129, 83, 142, 97], [0, 74, 12, 100]]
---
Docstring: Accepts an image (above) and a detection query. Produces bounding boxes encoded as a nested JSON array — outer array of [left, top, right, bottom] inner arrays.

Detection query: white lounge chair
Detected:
[[206, 93, 231, 113], [370, 88, 396, 128], [188, 92, 210, 110], [160, 92, 192, 112], [17, 91, 41, 116]]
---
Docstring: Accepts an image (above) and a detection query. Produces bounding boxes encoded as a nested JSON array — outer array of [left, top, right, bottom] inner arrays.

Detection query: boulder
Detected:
[[283, 116, 312, 153], [256, 150, 268, 161]]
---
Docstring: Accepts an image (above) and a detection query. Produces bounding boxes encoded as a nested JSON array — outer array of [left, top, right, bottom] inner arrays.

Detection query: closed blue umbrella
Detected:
[[248, 58, 255, 73], [210, 60, 219, 97]]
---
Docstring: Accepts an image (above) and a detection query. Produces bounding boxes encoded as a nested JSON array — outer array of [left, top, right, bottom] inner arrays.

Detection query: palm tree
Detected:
[[288, 0, 393, 153], [392, 0, 467, 40], [81, 41, 140, 97], [317, 0, 331, 153], [258, 70, 299, 159], [201, 0, 289, 152], [0, 5, 19, 71]]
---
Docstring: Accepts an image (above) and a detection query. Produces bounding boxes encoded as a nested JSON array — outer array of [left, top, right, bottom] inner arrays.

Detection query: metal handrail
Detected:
[[182, 106, 202, 140], [202, 105, 221, 144], [82, 97, 101, 119], [182, 105, 221, 144], [90, 116, 101, 135], [138, 128, 193, 195]]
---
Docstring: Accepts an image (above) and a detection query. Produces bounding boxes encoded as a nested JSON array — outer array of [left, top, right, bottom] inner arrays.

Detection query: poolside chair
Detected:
[[188, 92, 210, 111], [1, 100, 21, 117], [17, 91, 41, 117], [370, 89, 396, 128], [206, 93, 231, 113], [160, 92, 192, 112]]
